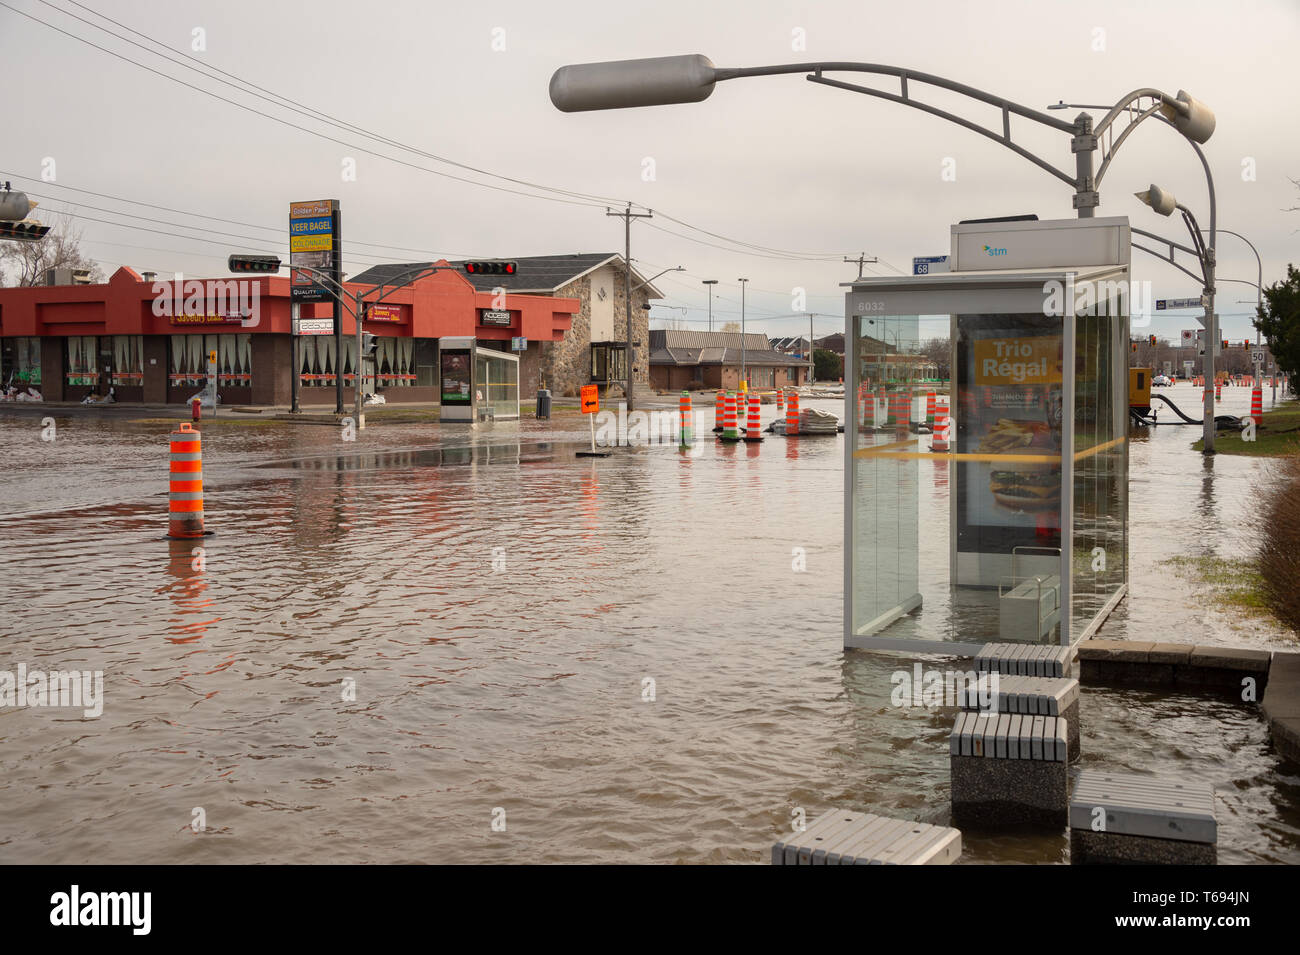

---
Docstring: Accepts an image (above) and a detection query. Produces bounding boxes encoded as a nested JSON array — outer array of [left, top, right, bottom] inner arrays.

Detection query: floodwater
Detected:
[[0, 382, 1297, 864]]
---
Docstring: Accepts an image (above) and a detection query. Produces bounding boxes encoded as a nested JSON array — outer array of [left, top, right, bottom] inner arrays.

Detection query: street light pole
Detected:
[[1211, 229, 1268, 401], [702, 279, 717, 332], [738, 278, 748, 388]]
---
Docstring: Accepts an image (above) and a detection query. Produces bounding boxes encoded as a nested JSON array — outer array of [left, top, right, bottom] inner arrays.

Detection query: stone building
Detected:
[[353, 253, 662, 398]]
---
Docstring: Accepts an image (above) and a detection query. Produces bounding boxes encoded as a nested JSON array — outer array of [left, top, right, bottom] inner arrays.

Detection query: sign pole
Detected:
[[291, 302, 300, 413], [576, 382, 610, 457], [353, 292, 365, 430]]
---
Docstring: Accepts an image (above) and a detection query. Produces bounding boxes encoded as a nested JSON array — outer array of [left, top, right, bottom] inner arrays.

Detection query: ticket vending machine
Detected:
[[844, 217, 1131, 654]]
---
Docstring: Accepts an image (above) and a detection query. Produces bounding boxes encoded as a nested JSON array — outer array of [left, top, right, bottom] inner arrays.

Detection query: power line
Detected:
[[7, 0, 889, 266]]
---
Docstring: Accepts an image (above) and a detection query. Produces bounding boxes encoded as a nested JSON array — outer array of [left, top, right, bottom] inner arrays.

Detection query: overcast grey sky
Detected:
[[3, 0, 1297, 341]]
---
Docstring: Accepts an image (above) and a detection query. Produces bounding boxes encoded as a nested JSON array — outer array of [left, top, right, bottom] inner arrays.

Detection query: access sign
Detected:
[[580, 384, 599, 414]]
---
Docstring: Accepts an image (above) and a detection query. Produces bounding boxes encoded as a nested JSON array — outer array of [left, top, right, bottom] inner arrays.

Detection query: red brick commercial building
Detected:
[[0, 263, 579, 404]]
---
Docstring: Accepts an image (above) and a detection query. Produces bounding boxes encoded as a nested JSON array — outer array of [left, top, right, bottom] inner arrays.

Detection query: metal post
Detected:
[[738, 278, 748, 387], [353, 290, 365, 430], [1072, 113, 1097, 219], [332, 206, 344, 414], [808, 313, 814, 385], [607, 204, 652, 412], [624, 209, 632, 412], [291, 301, 300, 413], [1203, 250, 1217, 452]]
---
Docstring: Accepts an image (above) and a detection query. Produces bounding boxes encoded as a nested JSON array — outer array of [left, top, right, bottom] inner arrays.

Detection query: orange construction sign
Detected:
[[580, 384, 599, 414]]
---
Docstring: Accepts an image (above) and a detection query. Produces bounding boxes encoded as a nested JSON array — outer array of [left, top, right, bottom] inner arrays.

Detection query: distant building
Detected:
[[353, 253, 662, 397], [813, 332, 845, 355], [648, 330, 810, 392], [769, 335, 810, 356]]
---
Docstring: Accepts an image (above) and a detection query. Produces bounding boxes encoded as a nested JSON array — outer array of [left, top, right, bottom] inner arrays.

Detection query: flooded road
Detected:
[[1, 383, 1297, 864]]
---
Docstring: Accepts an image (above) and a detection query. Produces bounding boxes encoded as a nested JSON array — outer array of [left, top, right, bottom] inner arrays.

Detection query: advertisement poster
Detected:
[[958, 319, 1063, 535], [440, 350, 471, 404]]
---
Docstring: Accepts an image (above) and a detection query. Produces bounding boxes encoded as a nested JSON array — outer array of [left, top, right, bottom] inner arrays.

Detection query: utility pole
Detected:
[[702, 279, 717, 332], [738, 278, 748, 387], [607, 204, 652, 412], [809, 312, 815, 385], [844, 253, 879, 279]]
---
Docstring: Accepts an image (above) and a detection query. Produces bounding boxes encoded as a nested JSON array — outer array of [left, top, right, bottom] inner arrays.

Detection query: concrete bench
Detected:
[[975, 642, 1075, 678], [771, 811, 961, 865], [949, 710, 1068, 827], [999, 575, 1061, 642], [958, 673, 1081, 762], [1069, 769, 1217, 864]]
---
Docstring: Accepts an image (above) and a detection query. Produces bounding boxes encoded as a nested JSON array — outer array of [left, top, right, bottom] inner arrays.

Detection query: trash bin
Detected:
[[536, 388, 552, 419]]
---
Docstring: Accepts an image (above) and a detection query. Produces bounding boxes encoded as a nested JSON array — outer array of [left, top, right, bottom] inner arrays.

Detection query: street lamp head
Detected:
[[549, 54, 717, 112], [702, 279, 718, 285], [1135, 184, 1177, 217], [1159, 90, 1215, 144]]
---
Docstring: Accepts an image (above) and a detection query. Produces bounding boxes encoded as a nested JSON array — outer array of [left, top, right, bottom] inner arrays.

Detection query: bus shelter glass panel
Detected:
[[847, 309, 1069, 651], [848, 314, 922, 640], [954, 314, 1066, 643], [473, 349, 519, 420], [1071, 311, 1128, 637]]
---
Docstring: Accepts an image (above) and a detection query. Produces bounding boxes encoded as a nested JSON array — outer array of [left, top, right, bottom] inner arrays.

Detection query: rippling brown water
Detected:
[[1, 385, 1297, 863]]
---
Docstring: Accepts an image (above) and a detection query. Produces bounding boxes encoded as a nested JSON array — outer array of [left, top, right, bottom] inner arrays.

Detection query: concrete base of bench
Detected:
[[1070, 829, 1216, 865], [951, 756, 1068, 828], [1079, 641, 1270, 696], [1069, 768, 1217, 865]]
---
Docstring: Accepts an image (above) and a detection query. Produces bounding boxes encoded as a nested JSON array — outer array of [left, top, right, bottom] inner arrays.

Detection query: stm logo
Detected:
[[983, 244, 1008, 256]]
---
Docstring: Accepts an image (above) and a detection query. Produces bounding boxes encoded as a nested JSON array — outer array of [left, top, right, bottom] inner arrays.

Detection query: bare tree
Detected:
[[0, 215, 103, 287], [719, 321, 741, 333], [918, 336, 951, 380]]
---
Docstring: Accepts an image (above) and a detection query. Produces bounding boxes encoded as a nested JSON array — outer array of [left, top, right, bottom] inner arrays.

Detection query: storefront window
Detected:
[[374, 337, 415, 386], [414, 338, 437, 387], [110, 336, 144, 386], [171, 334, 251, 388], [66, 335, 99, 387], [1, 337, 41, 387]]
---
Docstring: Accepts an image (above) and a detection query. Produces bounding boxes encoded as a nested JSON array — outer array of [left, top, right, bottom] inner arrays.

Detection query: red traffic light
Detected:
[[1148, 335, 1157, 346], [228, 254, 282, 273], [464, 261, 517, 276]]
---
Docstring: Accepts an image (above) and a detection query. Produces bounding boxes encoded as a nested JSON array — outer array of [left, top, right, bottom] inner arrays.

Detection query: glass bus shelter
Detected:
[[844, 216, 1131, 654], [439, 336, 520, 423]]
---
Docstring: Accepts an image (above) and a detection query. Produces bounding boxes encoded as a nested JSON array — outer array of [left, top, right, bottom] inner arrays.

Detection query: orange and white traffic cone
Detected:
[[167, 423, 205, 539], [679, 391, 693, 447], [714, 390, 725, 433], [1251, 386, 1263, 420], [786, 390, 800, 435], [721, 391, 741, 442], [744, 390, 764, 442]]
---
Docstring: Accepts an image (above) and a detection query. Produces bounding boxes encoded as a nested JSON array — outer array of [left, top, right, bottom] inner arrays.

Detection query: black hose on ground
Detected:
[[1150, 393, 1203, 424]]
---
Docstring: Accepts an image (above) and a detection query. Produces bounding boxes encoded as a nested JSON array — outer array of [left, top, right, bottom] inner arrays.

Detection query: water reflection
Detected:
[[160, 537, 219, 644]]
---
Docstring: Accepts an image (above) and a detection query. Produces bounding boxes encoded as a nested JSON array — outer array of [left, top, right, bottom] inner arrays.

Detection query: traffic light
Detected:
[[228, 254, 281, 273], [0, 220, 51, 242], [1241, 340, 1251, 349], [1221, 340, 1229, 350], [1149, 335, 1157, 346], [360, 332, 378, 361], [463, 261, 517, 276], [1131, 341, 1138, 353]]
